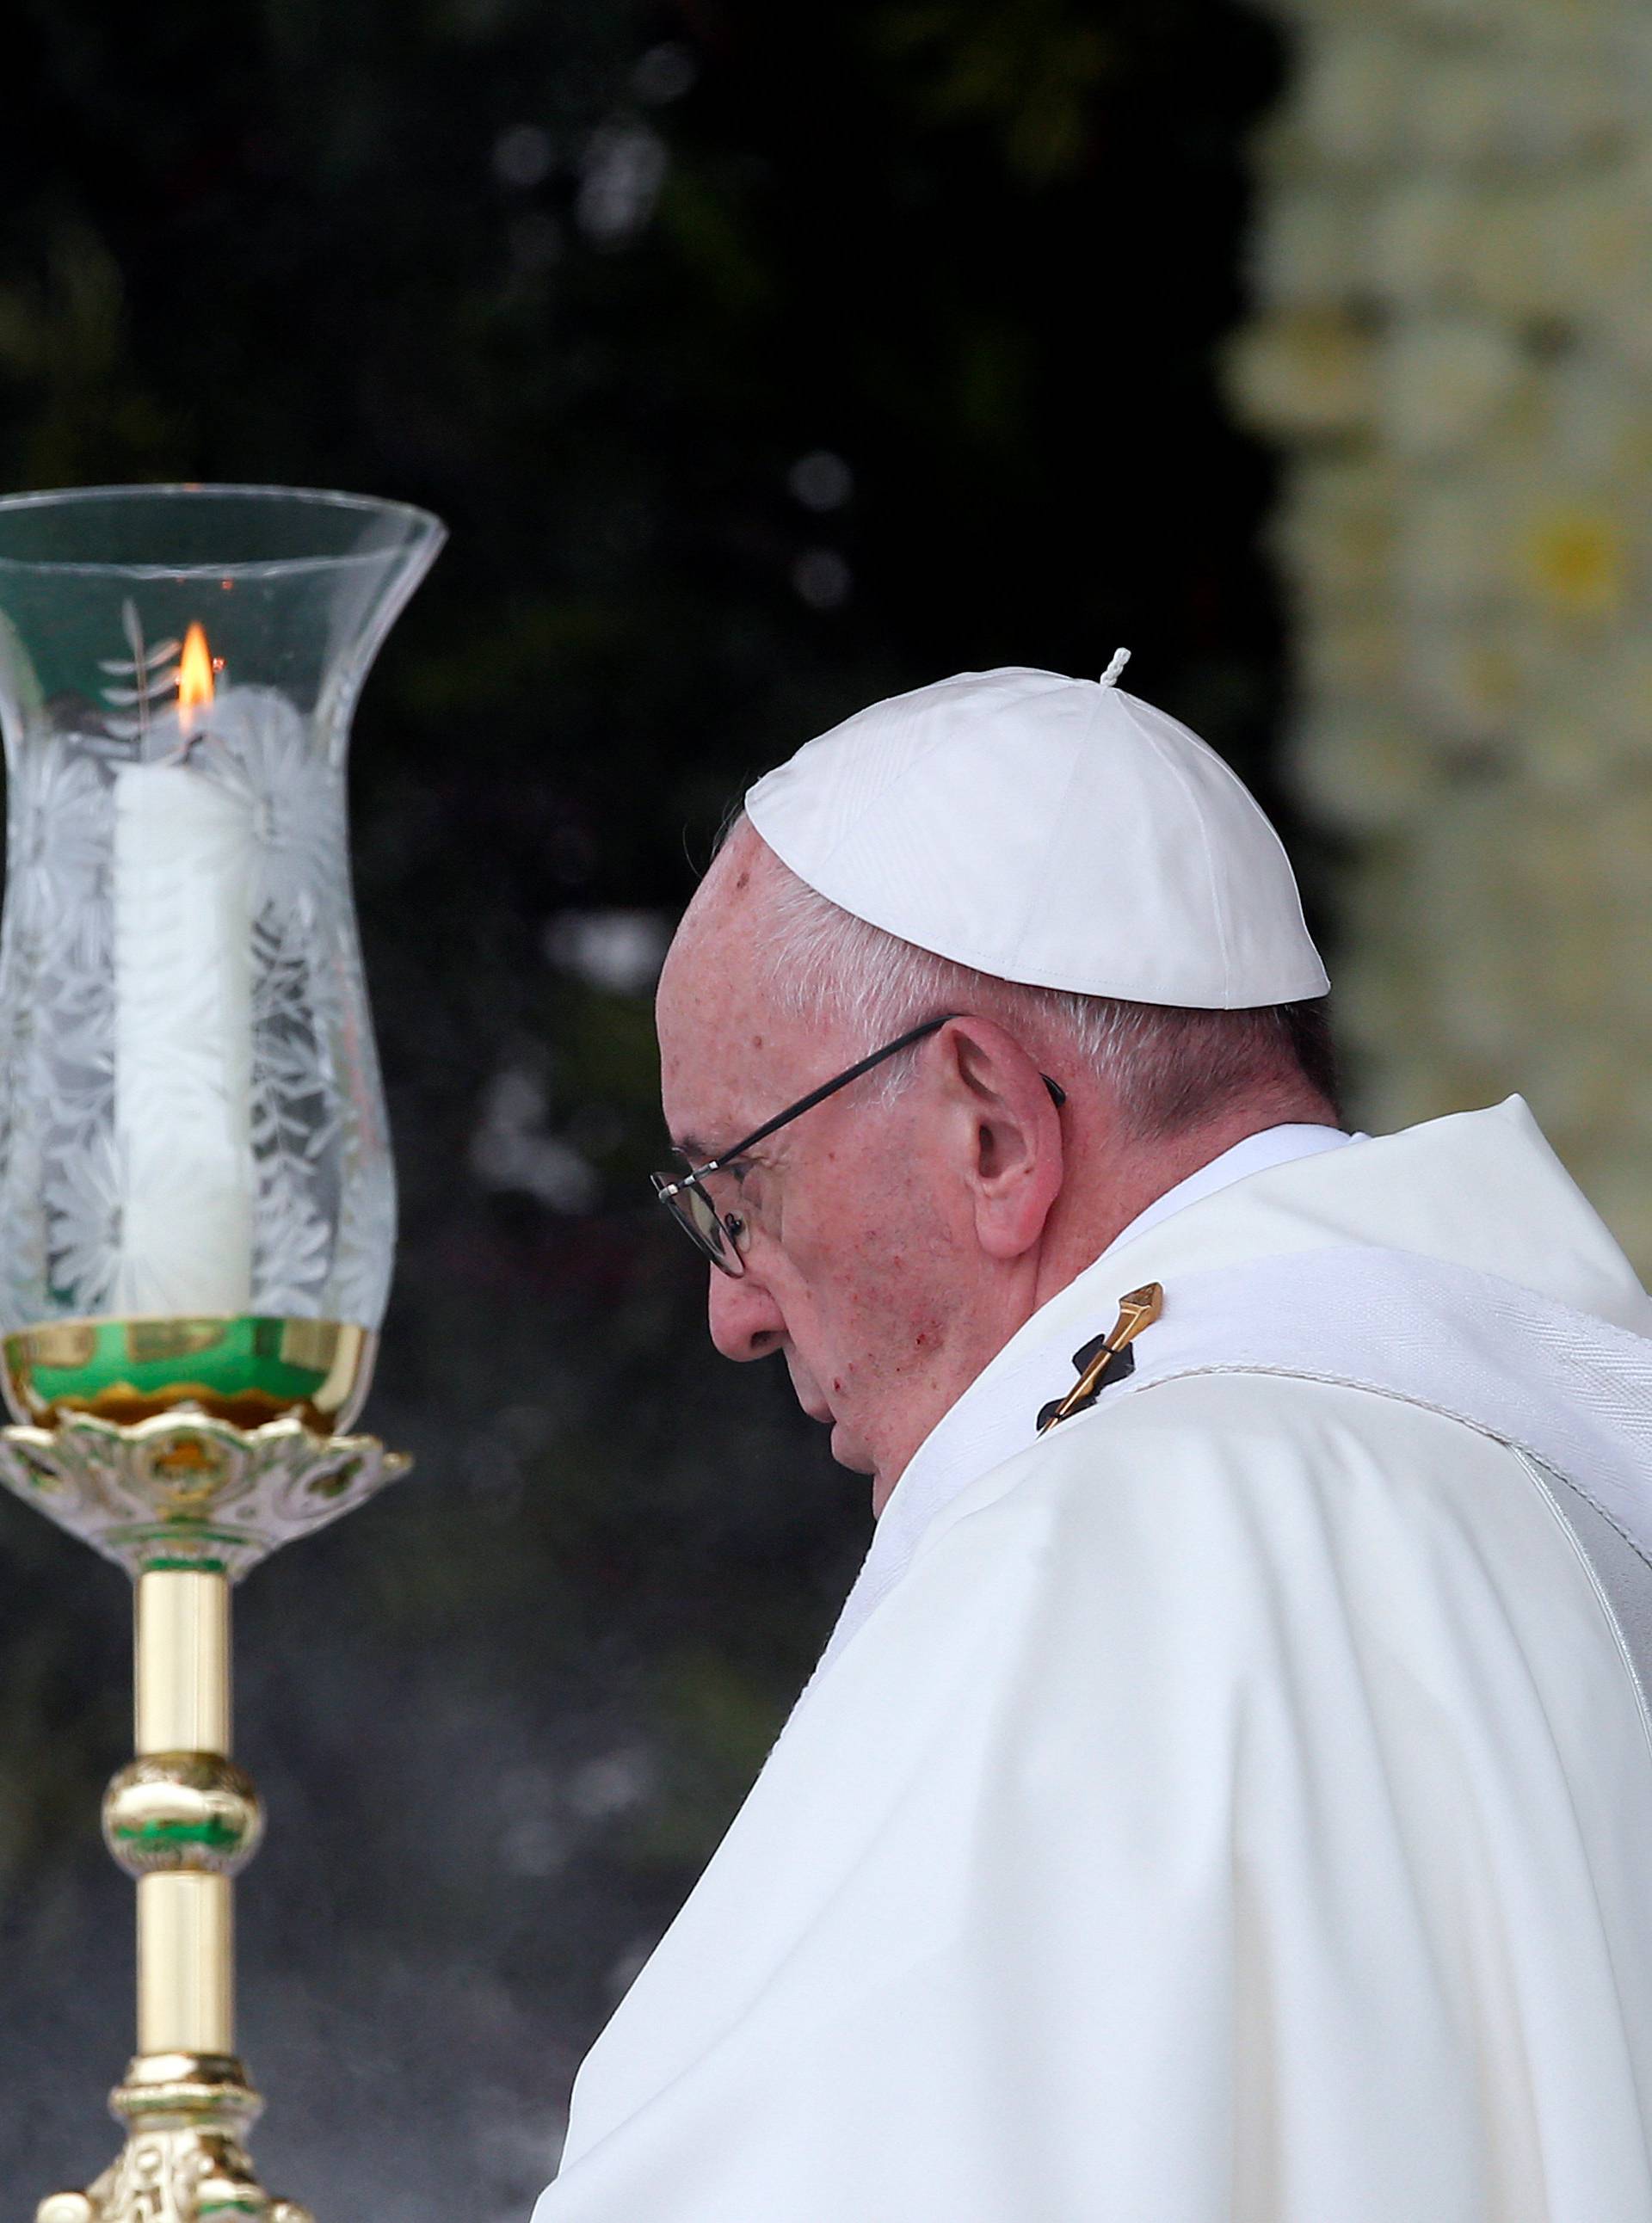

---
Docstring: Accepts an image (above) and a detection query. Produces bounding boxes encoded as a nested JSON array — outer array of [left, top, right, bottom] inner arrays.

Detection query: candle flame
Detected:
[[176, 623, 215, 731]]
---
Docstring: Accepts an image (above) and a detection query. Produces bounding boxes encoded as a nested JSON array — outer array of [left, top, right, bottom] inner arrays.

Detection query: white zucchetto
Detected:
[[744, 661, 1329, 1009]]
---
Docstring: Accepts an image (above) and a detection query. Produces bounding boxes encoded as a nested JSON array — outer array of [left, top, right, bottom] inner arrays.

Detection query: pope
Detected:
[[533, 662, 1652, 2222]]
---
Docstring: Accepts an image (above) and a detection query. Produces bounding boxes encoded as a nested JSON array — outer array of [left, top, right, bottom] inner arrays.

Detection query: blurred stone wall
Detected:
[[1231, 0, 1652, 1269]]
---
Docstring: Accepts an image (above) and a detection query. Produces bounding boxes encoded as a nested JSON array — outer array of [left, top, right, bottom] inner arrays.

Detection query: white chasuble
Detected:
[[533, 1099, 1652, 2223]]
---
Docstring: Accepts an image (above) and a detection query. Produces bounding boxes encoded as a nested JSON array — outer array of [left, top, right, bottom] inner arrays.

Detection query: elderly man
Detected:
[[534, 665, 1652, 2223]]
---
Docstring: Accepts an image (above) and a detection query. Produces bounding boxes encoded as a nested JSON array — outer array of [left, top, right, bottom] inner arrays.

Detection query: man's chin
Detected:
[[828, 1418, 877, 1478], [823, 1416, 900, 1517]]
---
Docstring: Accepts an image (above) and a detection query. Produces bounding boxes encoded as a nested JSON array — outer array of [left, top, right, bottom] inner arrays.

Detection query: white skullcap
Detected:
[[743, 660, 1328, 1009]]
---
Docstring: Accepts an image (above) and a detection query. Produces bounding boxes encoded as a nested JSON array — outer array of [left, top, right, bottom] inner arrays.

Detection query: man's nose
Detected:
[[706, 1262, 786, 1361]]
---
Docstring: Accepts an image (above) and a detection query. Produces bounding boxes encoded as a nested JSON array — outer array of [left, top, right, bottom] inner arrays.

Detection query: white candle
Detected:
[[111, 754, 256, 1317]]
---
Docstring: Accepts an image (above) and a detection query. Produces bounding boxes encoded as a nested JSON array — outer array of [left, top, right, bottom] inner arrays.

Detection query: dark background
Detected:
[[0, 3, 1305, 2212]]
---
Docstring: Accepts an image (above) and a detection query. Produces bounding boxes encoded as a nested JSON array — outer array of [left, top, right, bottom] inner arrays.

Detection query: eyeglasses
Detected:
[[652, 1013, 1066, 1277]]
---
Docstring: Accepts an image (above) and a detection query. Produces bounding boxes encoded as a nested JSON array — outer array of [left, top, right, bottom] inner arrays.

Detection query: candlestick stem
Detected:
[[137, 1569, 231, 1754], [14, 1426, 379, 2223], [132, 1570, 238, 2057]]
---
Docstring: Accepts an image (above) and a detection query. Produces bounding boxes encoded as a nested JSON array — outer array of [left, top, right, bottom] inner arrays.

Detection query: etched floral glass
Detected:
[[0, 484, 442, 1426]]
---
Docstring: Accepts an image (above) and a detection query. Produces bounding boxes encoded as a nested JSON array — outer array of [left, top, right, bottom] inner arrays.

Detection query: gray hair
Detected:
[[742, 823, 1340, 1139]]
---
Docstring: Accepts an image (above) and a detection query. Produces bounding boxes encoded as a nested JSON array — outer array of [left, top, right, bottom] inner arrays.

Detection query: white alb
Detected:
[[536, 1097, 1652, 2223]]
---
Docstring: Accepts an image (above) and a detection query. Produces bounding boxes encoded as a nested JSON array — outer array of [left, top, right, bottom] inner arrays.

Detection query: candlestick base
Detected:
[[37, 2054, 312, 2223]]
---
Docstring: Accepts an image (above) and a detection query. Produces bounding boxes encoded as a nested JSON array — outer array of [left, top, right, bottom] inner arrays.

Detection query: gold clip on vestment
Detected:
[[1037, 1283, 1163, 1433]]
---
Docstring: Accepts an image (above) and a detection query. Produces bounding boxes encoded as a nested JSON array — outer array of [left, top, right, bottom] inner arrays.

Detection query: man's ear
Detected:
[[931, 1016, 1065, 1261]]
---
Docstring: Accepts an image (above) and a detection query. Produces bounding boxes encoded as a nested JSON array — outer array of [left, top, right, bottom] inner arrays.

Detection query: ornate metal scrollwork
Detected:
[[0, 1406, 410, 1580]]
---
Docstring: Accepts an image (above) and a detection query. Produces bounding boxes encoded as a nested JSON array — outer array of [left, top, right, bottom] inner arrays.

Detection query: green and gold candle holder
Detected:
[[0, 485, 444, 2221]]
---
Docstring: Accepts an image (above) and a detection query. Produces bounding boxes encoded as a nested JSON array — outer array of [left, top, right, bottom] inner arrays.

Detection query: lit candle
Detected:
[[110, 624, 256, 1316]]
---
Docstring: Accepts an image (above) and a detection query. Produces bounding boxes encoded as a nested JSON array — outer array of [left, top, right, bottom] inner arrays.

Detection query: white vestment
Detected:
[[534, 1099, 1652, 2223]]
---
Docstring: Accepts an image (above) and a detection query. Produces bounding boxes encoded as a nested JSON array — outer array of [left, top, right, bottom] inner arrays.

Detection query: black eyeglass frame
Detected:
[[651, 1013, 1066, 1276]]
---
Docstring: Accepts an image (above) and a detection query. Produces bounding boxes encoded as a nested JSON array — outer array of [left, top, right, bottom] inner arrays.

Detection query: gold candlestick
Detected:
[[0, 482, 444, 2220], [2, 1318, 408, 2223]]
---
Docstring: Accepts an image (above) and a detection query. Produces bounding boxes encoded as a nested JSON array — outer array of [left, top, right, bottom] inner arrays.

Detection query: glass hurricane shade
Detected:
[[0, 484, 442, 1386]]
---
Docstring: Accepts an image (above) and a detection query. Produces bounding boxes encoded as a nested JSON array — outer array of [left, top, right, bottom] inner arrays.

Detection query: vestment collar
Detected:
[[813, 1099, 1652, 1679]]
